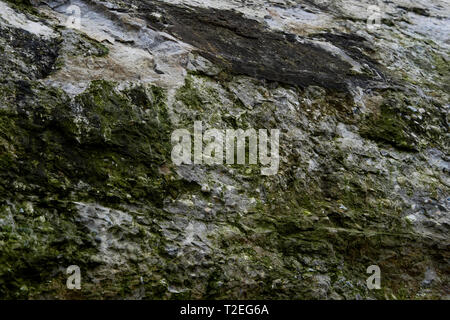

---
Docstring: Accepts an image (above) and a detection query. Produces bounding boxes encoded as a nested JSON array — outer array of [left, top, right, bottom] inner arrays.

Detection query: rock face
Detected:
[[0, 0, 448, 299]]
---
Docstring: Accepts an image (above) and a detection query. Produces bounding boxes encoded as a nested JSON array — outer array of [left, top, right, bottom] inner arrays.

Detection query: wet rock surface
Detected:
[[0, 0, 448, 299], [135, 0, 386, 91]]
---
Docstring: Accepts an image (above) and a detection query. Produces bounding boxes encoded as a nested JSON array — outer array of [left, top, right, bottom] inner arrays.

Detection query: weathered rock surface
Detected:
[[0, 0, 448, 299]]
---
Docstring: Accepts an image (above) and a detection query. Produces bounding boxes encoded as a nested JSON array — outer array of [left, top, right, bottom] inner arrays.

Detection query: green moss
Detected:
[[175, 76, 205, 111], [360, 103, 418, 151], [0, 79, 187, 298], [0, 202, 99, 299]]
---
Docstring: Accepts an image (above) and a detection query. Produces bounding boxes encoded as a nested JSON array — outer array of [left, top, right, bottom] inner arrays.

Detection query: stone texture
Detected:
[[0, 0, 448, 299]]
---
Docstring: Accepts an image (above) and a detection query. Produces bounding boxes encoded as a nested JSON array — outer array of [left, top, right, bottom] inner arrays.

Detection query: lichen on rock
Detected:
[[0, 0, 448, 300]]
